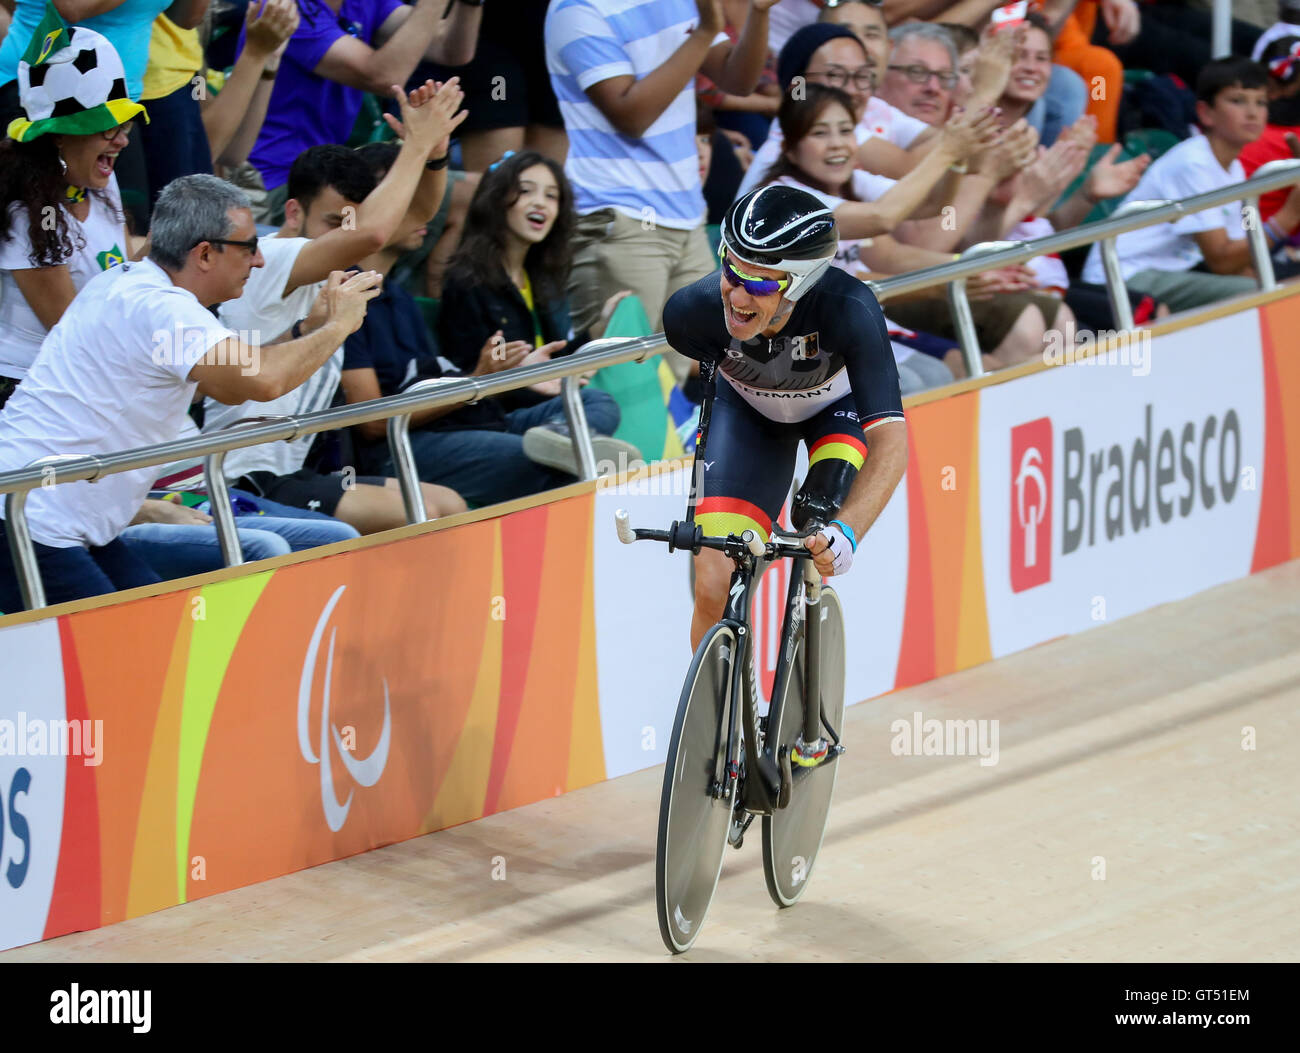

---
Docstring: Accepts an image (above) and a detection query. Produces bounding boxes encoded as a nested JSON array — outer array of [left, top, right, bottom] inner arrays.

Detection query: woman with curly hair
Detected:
[[0, 23, 143, 408], [437, 150, 631, 402]]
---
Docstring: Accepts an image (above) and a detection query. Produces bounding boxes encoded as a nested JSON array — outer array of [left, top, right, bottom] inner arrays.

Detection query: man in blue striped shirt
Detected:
[[545, 0, 776, 355]]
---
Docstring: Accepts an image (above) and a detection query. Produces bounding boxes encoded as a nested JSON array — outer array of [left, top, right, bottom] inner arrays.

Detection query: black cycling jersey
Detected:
[[662, 266, 905, 428], [662, 267, 906, 541]]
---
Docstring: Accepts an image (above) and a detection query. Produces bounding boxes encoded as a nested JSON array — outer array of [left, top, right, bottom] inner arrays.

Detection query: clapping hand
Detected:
[[1019, 138, 1090, 215], [940, 105, 1002, 164], [386, 77, 468, 158], [1084, 143, 1150, 203], [246, 0, 300, 63], [973, 118, 1039, 182], [967, 264, 1037, 299], [472, 331, 532, 377], [522, 339, 577, 397], [969, 21, 1020, 106]]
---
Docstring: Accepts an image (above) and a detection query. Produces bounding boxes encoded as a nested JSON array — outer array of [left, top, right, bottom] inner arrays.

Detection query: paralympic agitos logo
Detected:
[[1010, 405, 1244, 592]]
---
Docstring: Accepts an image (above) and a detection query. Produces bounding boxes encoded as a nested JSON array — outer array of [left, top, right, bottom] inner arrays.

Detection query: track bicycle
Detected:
[[613, 364, 847, 955]]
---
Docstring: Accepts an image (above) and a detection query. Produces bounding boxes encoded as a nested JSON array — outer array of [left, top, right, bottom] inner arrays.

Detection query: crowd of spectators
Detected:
[[1, 0, 1298, 612]]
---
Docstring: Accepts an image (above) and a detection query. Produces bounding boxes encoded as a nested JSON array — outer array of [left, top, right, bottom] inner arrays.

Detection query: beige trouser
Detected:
[[567, 208, 717, 382]]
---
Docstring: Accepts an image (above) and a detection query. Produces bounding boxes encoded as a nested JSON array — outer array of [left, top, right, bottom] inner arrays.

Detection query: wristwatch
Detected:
[[425, 154, 450, 171]]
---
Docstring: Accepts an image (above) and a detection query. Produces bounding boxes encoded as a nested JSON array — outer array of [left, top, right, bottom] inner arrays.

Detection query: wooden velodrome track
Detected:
[[4, 561, 1297, 962]]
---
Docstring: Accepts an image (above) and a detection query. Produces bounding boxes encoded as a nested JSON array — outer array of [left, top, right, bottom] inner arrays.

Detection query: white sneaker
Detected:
[[522, 421, 642, 477]]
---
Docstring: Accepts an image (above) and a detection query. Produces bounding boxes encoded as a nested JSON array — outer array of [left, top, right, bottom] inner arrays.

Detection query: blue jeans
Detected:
[[367, 390, 621, 508], [120, 514, 358, 581], [1028, 65, 1088, 148], [0, 525, 160, 614]]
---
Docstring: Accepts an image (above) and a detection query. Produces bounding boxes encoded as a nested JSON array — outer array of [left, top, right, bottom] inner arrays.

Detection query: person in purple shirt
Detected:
[[242, 0, 482, 218]]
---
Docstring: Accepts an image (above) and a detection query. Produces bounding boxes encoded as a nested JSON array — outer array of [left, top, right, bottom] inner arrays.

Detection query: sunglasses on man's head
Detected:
[[719, 246, 790, 296]]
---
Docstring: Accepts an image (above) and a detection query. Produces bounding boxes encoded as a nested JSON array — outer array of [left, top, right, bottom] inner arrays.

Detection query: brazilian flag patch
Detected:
[[97, 244, 124, 270]]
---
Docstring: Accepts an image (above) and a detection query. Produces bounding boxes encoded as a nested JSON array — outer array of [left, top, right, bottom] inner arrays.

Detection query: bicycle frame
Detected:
[[707, 527, 833, 815]]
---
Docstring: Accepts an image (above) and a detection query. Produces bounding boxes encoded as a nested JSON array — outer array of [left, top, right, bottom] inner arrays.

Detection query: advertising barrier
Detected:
[[1, 298, 1298, 951]]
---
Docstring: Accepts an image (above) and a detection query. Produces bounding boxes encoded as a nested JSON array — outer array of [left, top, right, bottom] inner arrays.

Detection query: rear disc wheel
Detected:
[[762, 587, 846, 908]]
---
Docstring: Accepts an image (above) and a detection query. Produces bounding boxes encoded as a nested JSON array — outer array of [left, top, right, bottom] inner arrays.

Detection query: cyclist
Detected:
[[663, 184, 907, 764]]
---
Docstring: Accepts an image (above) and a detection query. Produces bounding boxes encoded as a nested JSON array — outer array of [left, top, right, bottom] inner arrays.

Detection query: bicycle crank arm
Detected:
[[775, 743, 845, 807], [790, 744, 845, 787]]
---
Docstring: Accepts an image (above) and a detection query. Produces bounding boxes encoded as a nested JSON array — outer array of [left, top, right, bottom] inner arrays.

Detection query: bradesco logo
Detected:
[[1010, 418, 1053, 593], [1010, 404, 1245, 590]]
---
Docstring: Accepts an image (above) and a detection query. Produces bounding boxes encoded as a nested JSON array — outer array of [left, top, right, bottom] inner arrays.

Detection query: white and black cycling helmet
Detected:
[[720, 185, 839, 303]]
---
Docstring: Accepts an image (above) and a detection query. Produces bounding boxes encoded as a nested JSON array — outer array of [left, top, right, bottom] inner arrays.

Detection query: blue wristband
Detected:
[[829, 519, 857, 553]]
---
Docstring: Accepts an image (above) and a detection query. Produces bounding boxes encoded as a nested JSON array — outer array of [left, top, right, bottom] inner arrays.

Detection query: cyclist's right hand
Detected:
[[805, 523, 855, 576]]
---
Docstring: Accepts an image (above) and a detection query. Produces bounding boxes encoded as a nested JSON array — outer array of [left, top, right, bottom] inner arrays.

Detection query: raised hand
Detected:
[[1059, 113, 1099, 156], [1084, 143, 1150, 202], [1019, 139, 1090, 214], [969, 22, 1019, 105], [972, 118, 1038, 182], [940, 105, 1001, 163], [1100, 0, 1141, 48], [246, 0, 300, 59], [389, 76, 468, 155], [325, 269, 384, 336], [383, 78, 467, 159], [695, 0, 725, 34]]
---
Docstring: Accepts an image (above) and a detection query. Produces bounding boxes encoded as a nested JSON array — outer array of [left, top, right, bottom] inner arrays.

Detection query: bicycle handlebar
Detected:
[[614, 509, 820, 561]]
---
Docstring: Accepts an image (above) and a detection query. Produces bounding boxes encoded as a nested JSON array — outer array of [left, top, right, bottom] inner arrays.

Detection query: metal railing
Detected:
[[867, 158, 1300, 375], [4, 158, 1300, 611]]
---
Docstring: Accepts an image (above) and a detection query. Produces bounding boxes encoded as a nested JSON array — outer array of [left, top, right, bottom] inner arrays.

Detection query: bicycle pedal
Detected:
[[728, 812, 754, 849]]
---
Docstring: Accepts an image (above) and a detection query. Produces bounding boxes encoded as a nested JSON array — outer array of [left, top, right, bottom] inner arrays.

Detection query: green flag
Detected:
[[21, 2, 71, 68]]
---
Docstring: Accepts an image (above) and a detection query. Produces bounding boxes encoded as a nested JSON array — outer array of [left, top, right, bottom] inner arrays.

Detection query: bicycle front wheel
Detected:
[[656, 623, 737, 954], [762, 586, 846, 908]]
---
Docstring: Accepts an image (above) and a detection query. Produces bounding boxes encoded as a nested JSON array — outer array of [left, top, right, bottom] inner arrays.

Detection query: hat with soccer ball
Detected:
[[6, 2, 148, 143]]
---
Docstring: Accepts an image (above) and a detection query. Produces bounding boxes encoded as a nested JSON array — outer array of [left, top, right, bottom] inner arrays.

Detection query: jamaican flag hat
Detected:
[[7, 1, 148, 142]]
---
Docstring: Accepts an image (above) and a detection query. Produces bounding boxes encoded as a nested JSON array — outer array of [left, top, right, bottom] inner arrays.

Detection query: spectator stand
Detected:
[[6, 158, 1300, 613]]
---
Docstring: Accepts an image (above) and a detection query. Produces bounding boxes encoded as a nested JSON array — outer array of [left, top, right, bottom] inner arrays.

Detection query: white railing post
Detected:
[[3, 454, 100, 611], [1099, 200, 1170, 333], [949, 241, 1023, 378]]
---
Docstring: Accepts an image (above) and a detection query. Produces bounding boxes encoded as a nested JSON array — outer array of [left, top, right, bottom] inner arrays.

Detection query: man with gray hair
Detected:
[[878, 23, 963, 126], [0, 174, 382, 612]]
